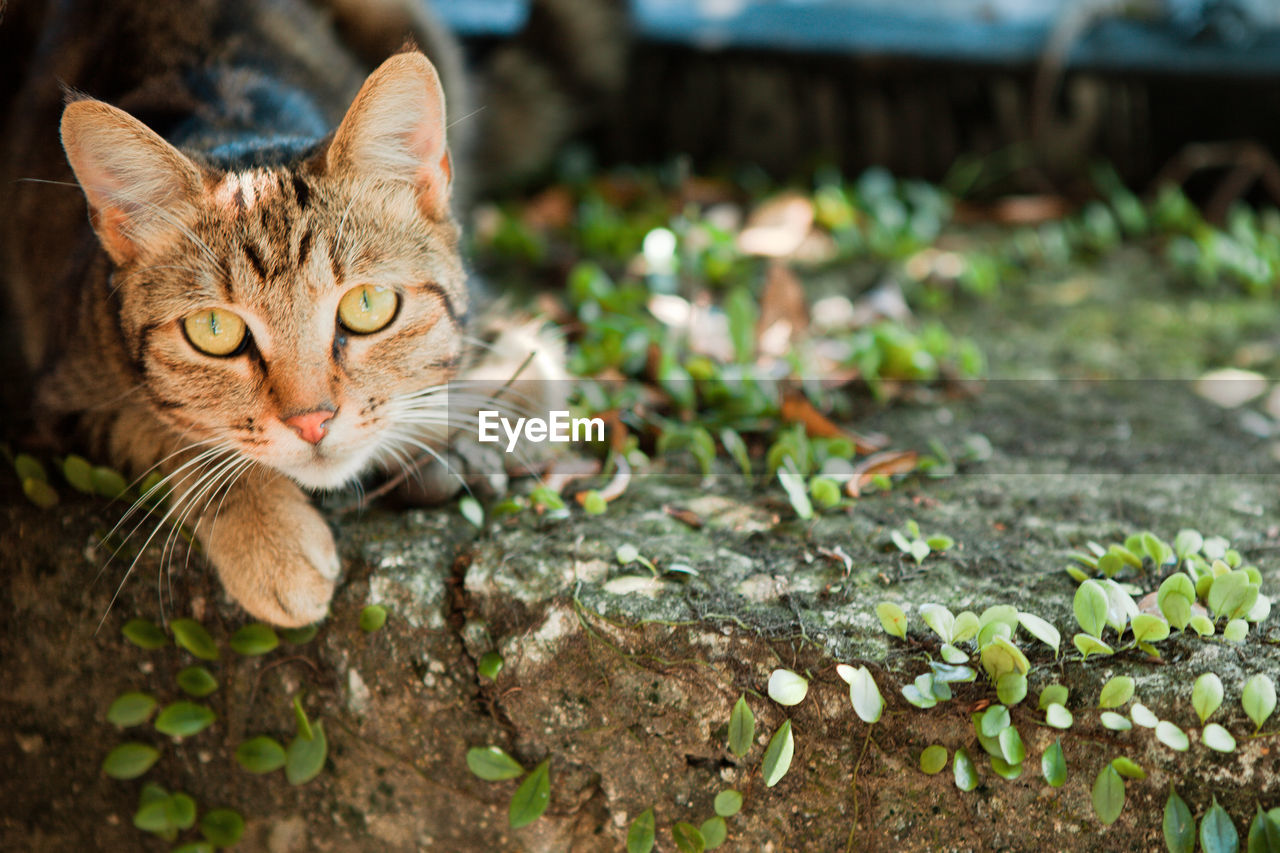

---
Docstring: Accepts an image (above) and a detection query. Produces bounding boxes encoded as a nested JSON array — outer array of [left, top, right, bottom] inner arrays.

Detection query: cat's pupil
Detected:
[[208, 314, 221, 337], [360, 290, 371, 313]]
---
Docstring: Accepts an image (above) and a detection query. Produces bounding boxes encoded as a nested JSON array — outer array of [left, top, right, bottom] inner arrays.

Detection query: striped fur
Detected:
[[8, 43, 476, 626]]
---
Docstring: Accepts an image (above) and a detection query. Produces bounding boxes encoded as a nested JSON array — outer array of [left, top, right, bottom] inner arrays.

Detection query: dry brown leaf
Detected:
[[952, 195, 1071, 225], [756, 261, 809, 345], [662, 504, 704, 529], [846, 450, 919, 497], [780, 392, 886, 454], [542, 457, 603, 494]]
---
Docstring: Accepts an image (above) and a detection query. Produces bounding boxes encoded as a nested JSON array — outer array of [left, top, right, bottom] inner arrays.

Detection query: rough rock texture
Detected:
[[3, 250, 1280, 851]]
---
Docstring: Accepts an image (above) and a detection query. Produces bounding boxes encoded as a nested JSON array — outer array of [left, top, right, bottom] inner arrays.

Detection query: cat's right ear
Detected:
[[61, 99, 205, 265]]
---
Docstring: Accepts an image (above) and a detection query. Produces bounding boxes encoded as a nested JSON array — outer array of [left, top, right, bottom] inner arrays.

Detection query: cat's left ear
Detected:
[[327, 52, 452, 219]]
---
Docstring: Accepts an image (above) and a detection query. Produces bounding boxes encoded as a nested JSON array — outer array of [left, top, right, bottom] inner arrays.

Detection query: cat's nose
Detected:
[[284, 409, 335, 445]]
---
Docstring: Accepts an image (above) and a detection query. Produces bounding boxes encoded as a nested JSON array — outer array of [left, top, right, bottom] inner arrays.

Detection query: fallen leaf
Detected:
[[737, 193, 815, 257], [757, 262, 809, 344], [663, 504, 704, 529], [846, 450, 920, 496]]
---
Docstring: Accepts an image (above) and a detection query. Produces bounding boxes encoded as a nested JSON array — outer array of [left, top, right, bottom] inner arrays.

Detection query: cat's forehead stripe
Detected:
[[212, 170, 280, 215]]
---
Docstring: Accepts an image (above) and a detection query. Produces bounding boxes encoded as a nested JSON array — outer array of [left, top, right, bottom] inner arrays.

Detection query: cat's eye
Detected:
[[337, 284, 398, 334], [183, 308, 247, 356]]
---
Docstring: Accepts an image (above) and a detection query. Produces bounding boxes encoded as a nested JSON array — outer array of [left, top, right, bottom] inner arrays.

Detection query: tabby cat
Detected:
[[1, 0, 561, 626]]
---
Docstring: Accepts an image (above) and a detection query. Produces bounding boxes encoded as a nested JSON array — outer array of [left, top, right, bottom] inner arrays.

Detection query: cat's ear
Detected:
[[327, 52, 452, 219], [61, 99, 205, 265]]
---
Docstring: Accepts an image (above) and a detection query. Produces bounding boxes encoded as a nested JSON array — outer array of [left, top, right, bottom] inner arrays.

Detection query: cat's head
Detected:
[[60, 52, 467, 489]]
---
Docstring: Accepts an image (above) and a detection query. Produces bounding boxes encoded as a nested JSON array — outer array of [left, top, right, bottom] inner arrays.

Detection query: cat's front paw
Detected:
[[199, 474, 342, 627]]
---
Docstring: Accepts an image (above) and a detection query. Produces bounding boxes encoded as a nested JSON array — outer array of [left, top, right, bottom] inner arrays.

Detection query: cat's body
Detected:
[[0, 0, 551, 625]]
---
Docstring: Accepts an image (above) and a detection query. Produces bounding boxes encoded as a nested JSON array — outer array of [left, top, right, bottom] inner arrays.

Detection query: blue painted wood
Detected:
[[432, 0, 529, 36], [431, 0, 1280, 75]]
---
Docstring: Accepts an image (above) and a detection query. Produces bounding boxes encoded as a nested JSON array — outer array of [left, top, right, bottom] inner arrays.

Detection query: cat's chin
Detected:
[[278, 451, 372, 492]]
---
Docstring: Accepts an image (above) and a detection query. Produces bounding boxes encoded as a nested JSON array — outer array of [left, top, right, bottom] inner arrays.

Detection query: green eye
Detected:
[[183, 308, 247, 356], [337, 284, 398, 334]]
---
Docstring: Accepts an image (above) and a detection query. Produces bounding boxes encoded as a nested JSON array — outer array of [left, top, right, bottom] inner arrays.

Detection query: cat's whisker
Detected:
[[155, 450, 249, 593], [96, 446, 240, 630], [178, 455, 257, 596], [103, 440, 235, 546]]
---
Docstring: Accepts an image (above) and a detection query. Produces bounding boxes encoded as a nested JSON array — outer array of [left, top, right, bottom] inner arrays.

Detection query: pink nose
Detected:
[[285, 409, 335, 445]]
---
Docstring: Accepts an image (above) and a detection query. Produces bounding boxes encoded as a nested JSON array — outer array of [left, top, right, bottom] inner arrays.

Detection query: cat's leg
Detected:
[[192, 467, 339, 627], [95, 406, 340, 627]]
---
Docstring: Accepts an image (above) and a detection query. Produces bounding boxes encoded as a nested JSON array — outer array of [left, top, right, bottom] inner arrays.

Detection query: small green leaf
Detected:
[[919, 745, 947, 775], [107, 692, 157, 727], [1246, 805, 1280, 853], [171, 618, 219, 661], [1041, 739, 1066, 787], [700, 816, 727, 849], [1073, 633, 1114, 659], [1156, 720, 1190, 751], [477, 651, 504, 680], [953, 747, 978, 792], [1110, 757, 1145, 780], [466, 746, 525, 781], [103, 742, 161, 779], [15, 453, 46, 482], [200, 808, 245, 847], [285, 720, 328, 785], [122, 618, 168, 650], [1092, 765, 1125, 826], [1045, 703, 1073, 729], [810, 477, 842, 509], [952, 611, 981, 642], [672, 821, 706, 853], [1200, 797, 1240, 853], [154, 701, 216, 738], [1131, 703, 1159, 728], [998, 726, 1025, 765], [761, 720, 794, 788], [359, 604, 388, 633], [1132, 613, 1171, 643], [23, 477, 58, 508], [989, 754, 1023, 780], [91, 466, 130, 500], [1242, 674, 1277, 732], [1074, 580, 1109, 637], [728, 695, 754, 757], [1190, 614, 1216, 636], [1017, 612, 1060, 655], [508, 759, 551, 828], [62, 455, 94, 493], [920, 604, 955, 642], [1224, 619, 1249, 642], [460, 495, 485, 527], [777, 467, 813, 520], [175, 666, 218, 698], [235, 736, 287, 774], [1100, 712, 1132, 731], [1163, 788, 1195, 853], [1039, 684, 1069, 710], [229, 623, 278, 656], [1174, 529, 1203, 558], [279, 624, 319, 645], [996, 673, 1027, 706], [1202, 723, 1237, 753], [847, 665, 884, 723], [293, 694, 313, 741], [926, 534, 954, 551], [581, 490, 608, 515], [875, 602, 907, 639], [627, 809, 656, 853], [1099, 676, 1135, 709], [767, 669, 809, 706], [1158, 574, 1195, 631], [714, 789, 742, 817], [980, 705, 1010, 738], [1193, 673, 1225, 725]]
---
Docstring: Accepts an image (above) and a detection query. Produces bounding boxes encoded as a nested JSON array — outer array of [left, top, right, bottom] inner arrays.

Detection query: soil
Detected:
[[2, 244, 1280, 852]]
